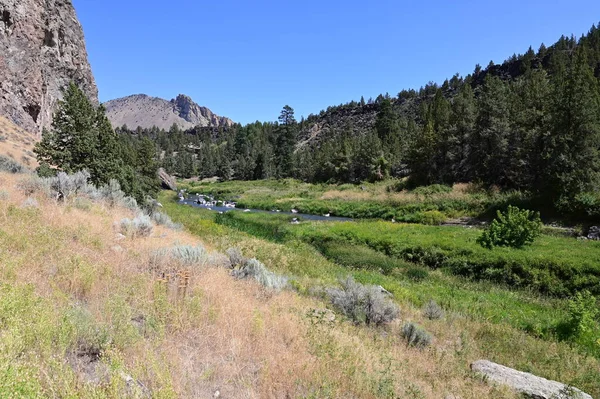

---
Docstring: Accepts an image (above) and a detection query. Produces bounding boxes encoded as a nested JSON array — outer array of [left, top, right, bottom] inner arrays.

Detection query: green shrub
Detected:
[[401, 322, 432, 348], [477, 206, 542, 249], [567, 291, 599, 338]]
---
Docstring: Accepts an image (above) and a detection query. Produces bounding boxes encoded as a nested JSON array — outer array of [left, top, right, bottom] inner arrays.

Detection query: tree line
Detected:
[[36, 23, 600, 216]]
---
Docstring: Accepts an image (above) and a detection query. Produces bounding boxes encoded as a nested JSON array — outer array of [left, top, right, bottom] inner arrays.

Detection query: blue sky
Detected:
[[73, 0, 600, 124]]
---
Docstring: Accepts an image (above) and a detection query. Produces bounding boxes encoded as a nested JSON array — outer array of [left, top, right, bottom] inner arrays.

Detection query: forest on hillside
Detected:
[[119, 24, 600, 216]]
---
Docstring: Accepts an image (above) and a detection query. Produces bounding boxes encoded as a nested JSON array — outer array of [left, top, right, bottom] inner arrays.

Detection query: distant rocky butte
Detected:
[[104, 94, 234, 131], [0, 0, 98, 134]]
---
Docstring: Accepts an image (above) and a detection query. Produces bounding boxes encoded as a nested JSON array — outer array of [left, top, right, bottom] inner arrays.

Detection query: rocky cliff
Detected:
[[0, 0, 98, 134], [104, 94, 234, 131]]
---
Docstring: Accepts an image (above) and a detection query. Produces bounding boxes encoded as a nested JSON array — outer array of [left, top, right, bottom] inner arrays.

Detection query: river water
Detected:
[[178, 199, 352, 222]]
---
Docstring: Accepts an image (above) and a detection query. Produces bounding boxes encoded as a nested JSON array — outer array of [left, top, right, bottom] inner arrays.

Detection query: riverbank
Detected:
[[161, 190, 600, 397], [178, 179, 579, 225]]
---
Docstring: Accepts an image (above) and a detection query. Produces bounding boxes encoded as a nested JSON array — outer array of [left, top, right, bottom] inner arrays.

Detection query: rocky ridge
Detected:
[[104, 94, 234, 131], [0, 0, 98, 134]]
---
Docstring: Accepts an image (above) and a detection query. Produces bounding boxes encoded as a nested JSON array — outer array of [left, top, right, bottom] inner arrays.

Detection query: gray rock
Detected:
[[471, 360, 592, 399], [587, 226, 600, 240], [0, 0, 98, 133], [158, 167, 177, 191], [104, 94, 234, 131]]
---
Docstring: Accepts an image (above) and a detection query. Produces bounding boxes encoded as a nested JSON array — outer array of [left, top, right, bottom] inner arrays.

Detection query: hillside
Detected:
[[0, 0, 98, 134], [0, 115, 37, 169], [0, 170, 546, 398], [104, 94, 234, 131]]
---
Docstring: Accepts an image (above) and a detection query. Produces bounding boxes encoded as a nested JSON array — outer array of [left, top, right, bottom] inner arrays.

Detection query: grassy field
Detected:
[[178, 179, 538, 223], [161, 191, 600, 397], [1, 170, 554, 398]]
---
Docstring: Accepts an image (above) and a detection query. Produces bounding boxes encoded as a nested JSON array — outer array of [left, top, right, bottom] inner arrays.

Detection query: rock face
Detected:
[[471, 360, 592, 399], [0, 0, 98, 134], [158, 167, 177, 191], [104, 94, 234, 131]]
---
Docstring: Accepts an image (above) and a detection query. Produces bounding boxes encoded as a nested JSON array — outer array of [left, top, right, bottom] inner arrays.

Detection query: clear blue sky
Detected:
[[73, 0, 600, 124]]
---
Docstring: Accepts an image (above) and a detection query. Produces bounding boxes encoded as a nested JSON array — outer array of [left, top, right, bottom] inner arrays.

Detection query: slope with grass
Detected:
[[0, 171, 542, 398], [161, 191, 600, 397], [0, 116, 37, 170]]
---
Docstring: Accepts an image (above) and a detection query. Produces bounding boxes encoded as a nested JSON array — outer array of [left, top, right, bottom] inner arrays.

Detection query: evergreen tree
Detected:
[[275, 105, 297, 177], [543, 46, 600, 204]]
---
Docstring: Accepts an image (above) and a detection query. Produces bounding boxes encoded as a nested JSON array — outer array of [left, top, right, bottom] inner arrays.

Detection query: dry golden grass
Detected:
[[0, 172, 522, 398], [319, 184, 475, 204], [0, 116, 38, 169]]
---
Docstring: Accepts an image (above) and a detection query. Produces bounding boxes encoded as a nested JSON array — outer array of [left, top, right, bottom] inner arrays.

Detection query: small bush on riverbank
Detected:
[[401, 322, 432, 348], [120, 215, 153, 238], [0, 155, 25, 173], [477, 206, 542, 249]]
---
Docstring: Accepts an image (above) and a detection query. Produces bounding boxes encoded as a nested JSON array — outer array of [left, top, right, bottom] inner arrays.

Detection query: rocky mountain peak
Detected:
[[0, 0, 98, 134], [104, 94, 234, 131]]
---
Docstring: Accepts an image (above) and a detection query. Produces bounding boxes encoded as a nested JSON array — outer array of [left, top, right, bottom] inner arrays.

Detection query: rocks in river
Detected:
[[471, 360, 592, 399]]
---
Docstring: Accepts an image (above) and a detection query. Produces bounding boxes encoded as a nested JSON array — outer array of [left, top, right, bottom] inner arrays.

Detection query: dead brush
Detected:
[[151, 245, 207, 302], [157, 269, 192, 301]]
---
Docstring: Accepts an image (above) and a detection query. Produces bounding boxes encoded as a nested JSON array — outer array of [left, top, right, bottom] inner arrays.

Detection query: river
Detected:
[[178, 198, 352, 222]]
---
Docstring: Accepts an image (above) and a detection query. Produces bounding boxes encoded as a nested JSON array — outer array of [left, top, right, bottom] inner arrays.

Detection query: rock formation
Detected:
[[104, 94, 234, 131], [0, 0, 98, 134], [471, 360, 592, 399], [158, 167, 177, 191]]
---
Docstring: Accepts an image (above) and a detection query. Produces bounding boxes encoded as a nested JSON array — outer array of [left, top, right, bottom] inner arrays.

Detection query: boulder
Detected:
[[158, 168, 177, 191], [471, 360, 592, 399], [587, 226, 600, 240]]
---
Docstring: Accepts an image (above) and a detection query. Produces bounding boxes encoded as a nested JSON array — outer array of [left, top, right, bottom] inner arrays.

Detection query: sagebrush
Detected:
[[326, 276, 399, 326]]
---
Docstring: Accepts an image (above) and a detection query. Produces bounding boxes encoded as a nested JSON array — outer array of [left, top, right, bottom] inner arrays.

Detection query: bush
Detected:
[[422, 300, 444, 320], [226, 247, 246, 268], [477, 205, 542, 249], [151, 245, 208, 271], [98, 179, 125, 207], [566, 291, 599, 338], [150, 211, 181, 230], [232, 258, 288, 291], [120, 214, 154, 238], [326, 276, 399, 326], [0, 190, 8, 200], [401, 322, 432, 348], [0, 155, 25, 173], [48, 170, 91, 201], [17, 176, 51, 196]]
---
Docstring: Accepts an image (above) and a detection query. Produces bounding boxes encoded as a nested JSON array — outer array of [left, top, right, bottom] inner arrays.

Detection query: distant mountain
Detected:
[[104, 94, 234, 131]]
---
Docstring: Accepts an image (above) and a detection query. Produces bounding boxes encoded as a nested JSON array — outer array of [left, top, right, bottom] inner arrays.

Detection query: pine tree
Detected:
[[472, 75, 512, 186], [543, 46, 600, 204], [275, 105, 297, 177]]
